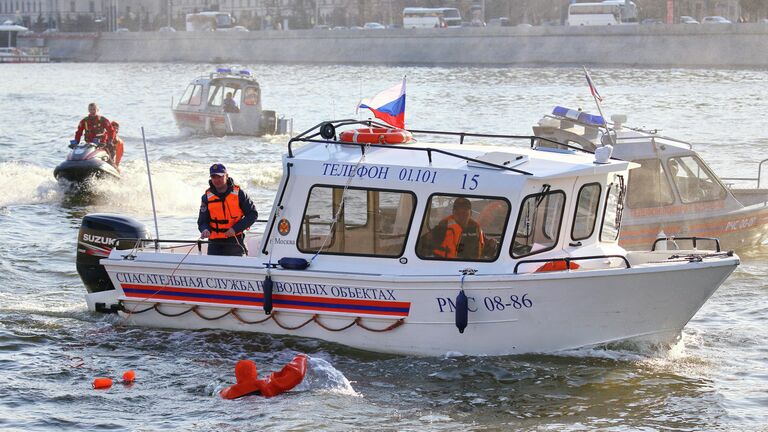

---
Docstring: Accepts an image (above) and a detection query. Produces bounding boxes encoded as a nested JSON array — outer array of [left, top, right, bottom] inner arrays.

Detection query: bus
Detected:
[[185, 12, 235, 32], [567, 1, 638, 26], [402, 7, 461, 29]]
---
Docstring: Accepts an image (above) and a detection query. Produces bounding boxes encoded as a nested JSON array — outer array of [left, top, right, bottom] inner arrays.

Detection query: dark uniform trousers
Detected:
[[208, 234, 247, 256]]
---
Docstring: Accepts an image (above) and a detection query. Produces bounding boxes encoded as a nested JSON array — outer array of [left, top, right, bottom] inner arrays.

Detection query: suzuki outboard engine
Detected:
[[77, 214, 149, 312]]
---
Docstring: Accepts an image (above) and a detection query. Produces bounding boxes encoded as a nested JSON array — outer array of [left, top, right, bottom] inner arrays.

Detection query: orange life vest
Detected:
[[206, 185, 244, 239], [433, 215, 485, 259], [82, 115, 110, 143]]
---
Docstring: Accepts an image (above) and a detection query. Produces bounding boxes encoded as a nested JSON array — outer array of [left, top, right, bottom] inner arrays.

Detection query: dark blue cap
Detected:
[[210, 163, 227, 176]]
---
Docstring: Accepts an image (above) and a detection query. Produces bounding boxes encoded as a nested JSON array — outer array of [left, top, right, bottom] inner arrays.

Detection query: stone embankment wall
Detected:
[[36, 24, 768, 68]]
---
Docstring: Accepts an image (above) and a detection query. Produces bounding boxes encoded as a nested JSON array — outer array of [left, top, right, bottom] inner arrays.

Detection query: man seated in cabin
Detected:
[[223, 92, 240, 113], [197, 163, 258, 256], [432, 197, 486, 260]]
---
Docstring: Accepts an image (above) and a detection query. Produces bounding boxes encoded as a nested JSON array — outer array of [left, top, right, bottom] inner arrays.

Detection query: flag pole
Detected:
[[582, 66, 615, 146]]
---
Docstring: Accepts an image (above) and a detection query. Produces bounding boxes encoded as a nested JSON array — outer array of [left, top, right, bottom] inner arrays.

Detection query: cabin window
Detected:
[[208, 85, 241, 107], [600, 176, 625, 242], [179, 84, 203, 106], [571, 183, 601, 241], [297, 186, 415, 257], [510, 189, 565, 258], [669, 156, 726, 204], [243, 86, 260, 105], [626, 159, 674, 208], [416, 195, 509, 262]]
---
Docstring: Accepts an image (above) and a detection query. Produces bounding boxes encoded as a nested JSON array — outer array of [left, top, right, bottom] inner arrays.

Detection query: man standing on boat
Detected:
[[73, 102, 115, 146], [433, 197, 486, 260], [198, 163, 258, 256]]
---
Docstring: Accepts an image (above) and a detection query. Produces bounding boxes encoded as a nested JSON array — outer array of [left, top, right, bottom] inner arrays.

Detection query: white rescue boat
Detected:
[[76, 119, 739, 356]]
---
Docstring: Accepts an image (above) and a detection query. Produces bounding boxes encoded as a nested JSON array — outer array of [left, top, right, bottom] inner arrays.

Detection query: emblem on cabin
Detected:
[[278, 218, 291, 236]]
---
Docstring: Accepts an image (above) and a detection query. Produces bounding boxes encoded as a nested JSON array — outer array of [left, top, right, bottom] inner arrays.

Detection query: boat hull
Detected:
[[54, 159, 120, 183], [620, 204, 768, 251], [100, 252, 737, 356]]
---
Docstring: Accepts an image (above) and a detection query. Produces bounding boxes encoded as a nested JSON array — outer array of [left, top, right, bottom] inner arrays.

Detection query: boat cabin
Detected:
[[532, 106, 768, 250], [256, 119, 633, 274], [172, 68, 277, 136]]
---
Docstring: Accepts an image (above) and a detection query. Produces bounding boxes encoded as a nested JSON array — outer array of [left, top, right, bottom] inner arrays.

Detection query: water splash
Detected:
[[300, 356, 359, 396], [0, 162, 64, 207]]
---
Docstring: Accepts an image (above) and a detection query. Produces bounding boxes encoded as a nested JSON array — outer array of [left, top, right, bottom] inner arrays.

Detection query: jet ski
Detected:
[[54, 140, 120, 183]]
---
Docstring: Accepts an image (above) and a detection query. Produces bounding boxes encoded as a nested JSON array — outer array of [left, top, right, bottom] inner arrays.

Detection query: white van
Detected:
[[567, 3, 621, 26], [402, 7, 446, 29]]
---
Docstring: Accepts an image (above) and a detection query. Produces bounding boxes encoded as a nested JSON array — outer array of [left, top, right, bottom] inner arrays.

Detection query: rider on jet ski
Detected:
[[73, 102, 119, 167]]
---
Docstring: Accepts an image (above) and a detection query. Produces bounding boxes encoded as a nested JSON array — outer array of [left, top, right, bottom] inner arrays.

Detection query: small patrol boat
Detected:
[[76, 119, 739, 356], [533, 106, 768, 251], [172, 68, 278, 137], [54, 141, 120, 184]]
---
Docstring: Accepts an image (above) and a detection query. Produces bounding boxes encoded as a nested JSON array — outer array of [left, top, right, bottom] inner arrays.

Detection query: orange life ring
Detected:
[[535, 260, 580, 273], [338, 128, 413, 144]]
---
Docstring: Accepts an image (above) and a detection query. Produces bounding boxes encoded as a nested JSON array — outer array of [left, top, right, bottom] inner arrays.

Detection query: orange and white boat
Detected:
[[172, 68, 280, 137], [533, 106, 768, 251]]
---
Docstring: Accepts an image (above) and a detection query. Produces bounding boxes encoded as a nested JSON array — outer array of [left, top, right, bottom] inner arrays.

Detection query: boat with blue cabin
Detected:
[[75, 119, 739, 356]]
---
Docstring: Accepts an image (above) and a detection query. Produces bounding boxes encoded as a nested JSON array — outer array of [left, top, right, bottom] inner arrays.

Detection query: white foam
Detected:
[[300, 356, 360, 397], [0, 162, 64, 207]]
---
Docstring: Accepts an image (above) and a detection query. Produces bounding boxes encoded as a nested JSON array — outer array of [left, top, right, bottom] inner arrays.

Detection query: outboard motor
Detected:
[[77, 213, 149, 312]]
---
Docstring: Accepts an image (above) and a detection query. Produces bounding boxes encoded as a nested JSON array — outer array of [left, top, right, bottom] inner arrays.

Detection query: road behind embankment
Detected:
[[24, 23, 768, 67]]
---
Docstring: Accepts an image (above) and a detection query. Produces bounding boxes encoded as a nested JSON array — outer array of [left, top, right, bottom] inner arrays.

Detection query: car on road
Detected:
[[488, 17, 511, 27], [679, 16, 699, 24], [701, 16, 731, 24], [158, 26, 176, 32], [363, 22, 386, 30]]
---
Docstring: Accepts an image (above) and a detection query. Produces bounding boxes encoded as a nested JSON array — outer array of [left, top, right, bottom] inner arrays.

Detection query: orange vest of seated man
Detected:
[[433, 198, 485, 259]]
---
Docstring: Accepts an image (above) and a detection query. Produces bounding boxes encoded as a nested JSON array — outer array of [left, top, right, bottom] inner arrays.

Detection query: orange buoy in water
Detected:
[[535, 260, 580, 272], [122, 370, 136, 384], [220, 354, 308, 399], [93, 377, 113, 389]]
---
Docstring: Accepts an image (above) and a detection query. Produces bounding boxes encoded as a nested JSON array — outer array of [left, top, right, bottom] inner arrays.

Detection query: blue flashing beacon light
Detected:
[[239, 70, 251, 76], [552, 106, 605, 126], [216, 67, 232, 74]]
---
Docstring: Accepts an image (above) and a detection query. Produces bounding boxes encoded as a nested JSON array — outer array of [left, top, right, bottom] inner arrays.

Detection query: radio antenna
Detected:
[[141, 127, 160, 249]]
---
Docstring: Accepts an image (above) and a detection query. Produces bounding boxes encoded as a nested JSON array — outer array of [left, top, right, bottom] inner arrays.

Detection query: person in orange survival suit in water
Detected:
[[73, 102, 115, 147], [220, 354, 308, 399], [107, 121, 125, 167]]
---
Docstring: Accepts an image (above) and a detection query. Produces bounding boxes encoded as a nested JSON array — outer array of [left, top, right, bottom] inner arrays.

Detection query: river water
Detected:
[[1, 63, 767, 431]]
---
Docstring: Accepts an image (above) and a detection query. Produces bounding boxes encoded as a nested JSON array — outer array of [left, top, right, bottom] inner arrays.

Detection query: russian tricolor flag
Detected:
[[357, 78, 406, 129]]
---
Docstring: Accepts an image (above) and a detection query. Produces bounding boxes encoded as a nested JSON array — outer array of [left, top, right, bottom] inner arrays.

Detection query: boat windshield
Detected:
[[626, 159, 675, 208], [208, 84, 241, 107], [511, 189, 566, 258], [600, 176, 625, 242], [179, 84, 203, 106], [572, 183, 602, 241], [668, 156, 726, 203]]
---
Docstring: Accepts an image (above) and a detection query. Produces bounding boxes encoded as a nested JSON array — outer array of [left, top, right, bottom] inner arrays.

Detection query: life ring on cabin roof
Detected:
[[338, 128, 413, 145]]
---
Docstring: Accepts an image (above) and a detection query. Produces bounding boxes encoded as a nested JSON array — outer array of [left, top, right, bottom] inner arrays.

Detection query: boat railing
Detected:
[[115, 218, 270, 253], [513, 255, 631, 274], [650, 236, 721, 252], [288, 119, 563, 176], [720, 158, 768, 189]]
